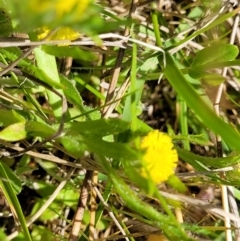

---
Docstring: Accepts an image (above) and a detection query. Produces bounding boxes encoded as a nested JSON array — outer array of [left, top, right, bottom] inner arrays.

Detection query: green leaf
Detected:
[[31, 200, 62, 221], [31, 226, 54, 241], [188, 44, 239, 81], [0, 47, 64, 89], [233, 187, 240, 201], [60, 75, 84, 110], [140, 55, 159, 72], [191, 44, 239, 69], [188, 68, 205, 79], [32, 181, 78, 207], [202, 73, 225, 86], [68, 118, 131, 137], [60, 132, 86, 158], [25, 121, 55, 138], [83, 135, 139, 160], [0, 162, 22, 194], [34, 46, 66, 119], [0, 110, 26, 126], [30, 65, 64, 89], [42, 46, 96, 61], [0, 122, 26, 141], [167, 175, 187, 193], [188, 69, 226, 85]]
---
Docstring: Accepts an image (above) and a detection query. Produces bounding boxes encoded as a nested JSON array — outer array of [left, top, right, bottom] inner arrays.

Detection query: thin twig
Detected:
[[89, 170, 98, 241], [68, 171, 93, 241]]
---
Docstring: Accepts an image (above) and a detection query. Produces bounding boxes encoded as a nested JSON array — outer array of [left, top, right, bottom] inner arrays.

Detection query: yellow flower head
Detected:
[[37, 26, 80, 41], [7, 0, 89, 37], [29, 0, 89, 21], [140, 130, 178, 184], [30, 0, 89, 41]]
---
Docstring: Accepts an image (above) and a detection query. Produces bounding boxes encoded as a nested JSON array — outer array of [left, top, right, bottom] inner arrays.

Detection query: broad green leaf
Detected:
[[140, 56, 159, 72], [136, 118, 152, 133], [188, 6, 203, 19], [83, 135, 139, 161], [34, 46, 65, 119], [188, 68, 205, 79], [189, 44, 239, 81], [188, 68, 226, 85], [191, 44, 239, 68], [34, 46, 60, 82], [0, 48, 64, 88], [42, 46, 96, 61], [0, 0, 7, 7], [67, 118, 131, 137], [202, 73, 225, 86], [25, 121, 55, 138], [60, 75, 84, 110], [82, 210, 109, 230], [0, 109, 26, 126], [0, 122, 26, 141], [80, 105, 101, 120], [60, 132, 86, 158], [29, 66, 64, 89]]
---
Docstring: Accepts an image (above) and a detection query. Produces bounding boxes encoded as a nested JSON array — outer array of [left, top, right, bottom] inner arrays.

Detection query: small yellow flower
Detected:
[[38, 27, 80, 41], [32, 0, 89, 41], [140, 130, 178, 184], [29, 0, 89, 21]]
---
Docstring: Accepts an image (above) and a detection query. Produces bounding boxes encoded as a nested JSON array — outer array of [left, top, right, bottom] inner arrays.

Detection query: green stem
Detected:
[[151, 3, 162, 47]]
